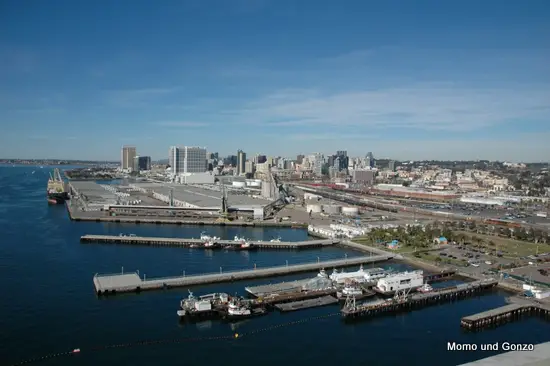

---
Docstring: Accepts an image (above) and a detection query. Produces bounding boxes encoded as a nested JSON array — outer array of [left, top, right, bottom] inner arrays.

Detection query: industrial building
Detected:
[[352, 169, 375, 185]]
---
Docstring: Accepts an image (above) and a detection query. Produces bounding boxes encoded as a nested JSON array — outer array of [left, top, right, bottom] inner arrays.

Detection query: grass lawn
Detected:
[[455, 231, 550, 258]]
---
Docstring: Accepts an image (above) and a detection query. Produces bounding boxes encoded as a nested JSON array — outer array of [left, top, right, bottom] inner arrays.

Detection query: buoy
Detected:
[[234, 333, 239, 339], [72, 348, 81, 353]]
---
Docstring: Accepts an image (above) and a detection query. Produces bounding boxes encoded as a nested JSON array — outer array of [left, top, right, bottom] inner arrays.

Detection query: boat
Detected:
[[417, 283, 434, 293], [374, 270, 424, 295], [234, 235, 246, 242], [363, 267, 389, 282], [330, 265, 367, 284], [270, 237, 282, 243], [178, 291, 229, 318], [200, 232, 220, 241], [204, 239, 219, 249], [189, 243, 201, 248], [341, 281, 363, 297], [47, 168, 69, 204], [238, 241, 256, 250], [318, 269, 328, 278], [224, 299, 267, 320]]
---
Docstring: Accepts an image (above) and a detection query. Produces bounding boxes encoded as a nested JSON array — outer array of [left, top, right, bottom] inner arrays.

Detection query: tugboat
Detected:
[[224, 298, 267, 320]]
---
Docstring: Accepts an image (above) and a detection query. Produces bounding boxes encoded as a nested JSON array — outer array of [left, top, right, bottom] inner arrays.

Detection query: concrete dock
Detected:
[[461, 296, 550, 330], [275, 295, 338, 312], [93, 253, 394, 295], [81, 234, 337, 249], [458, 341, 550, 365]]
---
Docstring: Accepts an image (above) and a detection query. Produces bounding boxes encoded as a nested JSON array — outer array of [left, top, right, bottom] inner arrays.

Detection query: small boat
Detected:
[[225, 299, 267, 320], [270, 237, 282, 243], [417, 283, 434, 293], [341, 281, 363, 297], [239, 241, 256, 250], [200, 232, 220, 241], [234, 235, 246, 242], [318, 269, 328, 278], [204, 239, 219, 249], [189, 243, 201, 248]]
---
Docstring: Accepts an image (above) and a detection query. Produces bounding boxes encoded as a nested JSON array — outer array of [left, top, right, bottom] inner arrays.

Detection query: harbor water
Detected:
[[1, 165, 549, 366]]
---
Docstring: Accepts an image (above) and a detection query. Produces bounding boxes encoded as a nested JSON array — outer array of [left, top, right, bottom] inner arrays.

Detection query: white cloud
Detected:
[[155, 121, 210, 127], [103, 87, 179, 107], [225, 83, 549, 131]]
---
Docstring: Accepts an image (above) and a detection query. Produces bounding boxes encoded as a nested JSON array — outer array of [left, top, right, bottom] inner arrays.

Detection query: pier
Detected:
[[274, 295, 338, 312], [341, 279, 498, 318], [93, 253, 394, 295], [458, 341, 550, 365], [461, 297, 550, 330], [81, 234, 338, 249]]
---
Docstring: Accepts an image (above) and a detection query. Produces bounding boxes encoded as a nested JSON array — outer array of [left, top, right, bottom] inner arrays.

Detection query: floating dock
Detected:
[[461, 297, 550, 330], [93, 254, 394, 295], [341, 279, 498, 318], [81, 234, 338, 249], [275, 295, 338, 312]]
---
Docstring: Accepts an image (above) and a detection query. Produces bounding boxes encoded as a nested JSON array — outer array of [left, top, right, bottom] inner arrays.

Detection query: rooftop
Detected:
[[132, 182, 272, 208], [70, 181, 118, 205]]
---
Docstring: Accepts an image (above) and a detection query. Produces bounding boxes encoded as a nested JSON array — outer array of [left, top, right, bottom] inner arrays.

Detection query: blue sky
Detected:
[[0, 0, 549, 162]]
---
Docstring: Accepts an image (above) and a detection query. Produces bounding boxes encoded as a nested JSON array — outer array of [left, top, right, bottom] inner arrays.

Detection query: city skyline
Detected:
[[1, 1, 549, 161]]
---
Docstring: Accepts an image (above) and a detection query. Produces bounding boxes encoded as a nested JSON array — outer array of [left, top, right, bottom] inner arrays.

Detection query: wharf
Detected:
[[274, 295, 338, 312], [341, 279, 498, 318], [93, 254, 394, 295], [461, 296, 550, 330], [458, 341, 550, 365], [69, 212, 307, 228], [81, 235, 337, 249]]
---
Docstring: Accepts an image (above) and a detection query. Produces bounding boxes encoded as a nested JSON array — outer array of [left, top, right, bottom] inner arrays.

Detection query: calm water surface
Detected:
[[0, 166, 548, 366]]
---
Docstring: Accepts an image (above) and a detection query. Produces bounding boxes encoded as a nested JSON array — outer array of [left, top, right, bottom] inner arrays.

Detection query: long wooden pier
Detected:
[[461, 296, 550, 330], [93, 254, 394, 295], [341, 279, 498, 318], [81, 234, 338, 249]]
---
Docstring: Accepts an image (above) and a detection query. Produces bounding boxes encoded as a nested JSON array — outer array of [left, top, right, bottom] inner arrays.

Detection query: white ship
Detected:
[[330, 265, 367, 284], [375, 270, 424, 295], [270, 237, 282, 242], [234, 235, 246, 242], [363, 267, 389, 282]]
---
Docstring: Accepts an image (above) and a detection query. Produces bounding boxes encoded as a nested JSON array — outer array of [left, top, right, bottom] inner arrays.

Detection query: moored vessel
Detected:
[[330, 265, 367, 284], [47, 168, 69, 204], [417, 283, 434, 293]]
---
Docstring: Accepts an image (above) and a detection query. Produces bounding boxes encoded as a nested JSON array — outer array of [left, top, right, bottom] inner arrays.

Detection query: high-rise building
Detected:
[[121, 146, 136, 170], [366, 152, 375, 168], [389, 160, 396, 172], [133, 156, 151, 172], [169, 146, 207, 175], [237, 150, 246, 175], [296, 154, 304, 164], [257, 155, 267, 164], [245, 160, 255, 174]]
